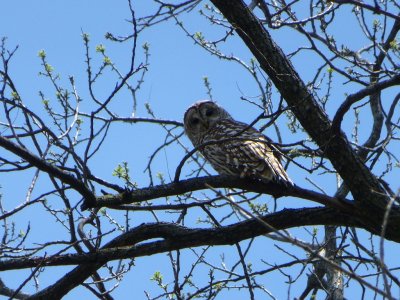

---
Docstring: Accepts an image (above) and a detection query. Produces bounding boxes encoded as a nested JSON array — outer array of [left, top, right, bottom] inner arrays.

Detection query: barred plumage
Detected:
[[184, 100, 292, 184]]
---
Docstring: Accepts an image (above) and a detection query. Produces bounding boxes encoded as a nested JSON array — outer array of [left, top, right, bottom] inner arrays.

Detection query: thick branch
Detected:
[[8, 207, 361, 299], [1, 209, 359, 271], [95, 175, 351, 211]]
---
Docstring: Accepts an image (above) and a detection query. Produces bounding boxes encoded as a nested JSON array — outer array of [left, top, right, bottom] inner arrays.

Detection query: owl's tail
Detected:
[[267, 143, 293, 186], [259, 160, 293, 187], [274, 167, 293, 187]]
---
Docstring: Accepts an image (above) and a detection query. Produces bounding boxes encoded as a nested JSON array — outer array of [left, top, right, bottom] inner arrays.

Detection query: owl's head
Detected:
[[184, 100, 232, 144]]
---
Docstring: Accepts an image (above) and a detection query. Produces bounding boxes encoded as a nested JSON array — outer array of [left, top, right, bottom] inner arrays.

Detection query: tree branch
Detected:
[[331, 74, 400, 133], [0, 135, 96, 207], [334, 0, 400, 21], [10, 207, 360, 299], [94, 175, 352, 211]]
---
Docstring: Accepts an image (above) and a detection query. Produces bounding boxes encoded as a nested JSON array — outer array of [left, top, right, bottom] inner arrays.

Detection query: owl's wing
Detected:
[[204, 119, 292, 184], [242, 136, 292, 184]]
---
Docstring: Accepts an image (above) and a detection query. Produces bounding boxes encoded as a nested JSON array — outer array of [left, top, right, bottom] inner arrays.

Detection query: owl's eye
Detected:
[[190, 117, 200, 125], [205, 108, 214, 117]]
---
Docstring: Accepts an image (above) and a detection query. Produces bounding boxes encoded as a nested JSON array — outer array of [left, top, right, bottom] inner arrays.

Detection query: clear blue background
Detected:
[[1, 1, 399, 299]]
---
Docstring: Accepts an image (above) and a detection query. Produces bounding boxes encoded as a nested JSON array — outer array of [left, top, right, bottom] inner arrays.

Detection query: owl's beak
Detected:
[[196, 112, 209, 130]]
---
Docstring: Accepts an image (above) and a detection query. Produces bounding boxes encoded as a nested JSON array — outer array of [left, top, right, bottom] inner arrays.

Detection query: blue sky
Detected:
[[1, 1, 399, 299]]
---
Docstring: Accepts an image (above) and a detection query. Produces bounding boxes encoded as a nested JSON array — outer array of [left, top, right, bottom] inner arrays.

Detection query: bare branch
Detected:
[[0, 135, 96, 207]]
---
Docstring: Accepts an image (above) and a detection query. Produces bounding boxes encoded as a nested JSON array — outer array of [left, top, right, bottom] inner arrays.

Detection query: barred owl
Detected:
[[184, 100, 292, 184]]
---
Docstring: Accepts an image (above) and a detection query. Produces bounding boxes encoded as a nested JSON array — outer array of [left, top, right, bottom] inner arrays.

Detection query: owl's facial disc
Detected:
[[184, 100, 232, 143], [183, 107, 206, 143], [198, 102, 220, 128]]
